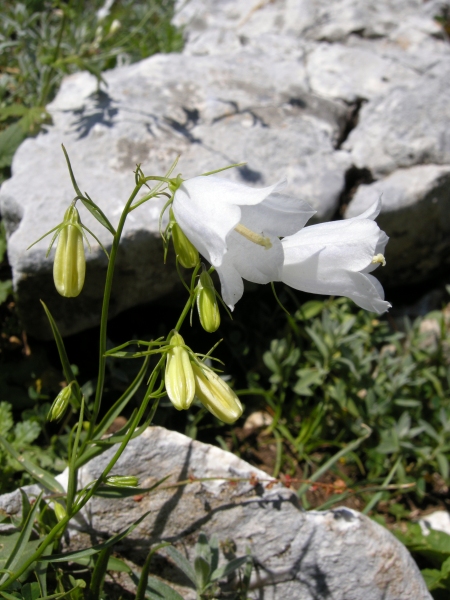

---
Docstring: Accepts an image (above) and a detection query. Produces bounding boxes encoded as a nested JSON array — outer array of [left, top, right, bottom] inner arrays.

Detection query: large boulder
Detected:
[[0, 426, 432, 599], [1, 0, 450, 337]]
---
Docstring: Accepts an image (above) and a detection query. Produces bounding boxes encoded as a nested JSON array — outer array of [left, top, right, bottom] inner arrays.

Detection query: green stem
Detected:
[[66, 397, 85, 516], [88, 181, 145, 441], [0, 361, 163, 591]]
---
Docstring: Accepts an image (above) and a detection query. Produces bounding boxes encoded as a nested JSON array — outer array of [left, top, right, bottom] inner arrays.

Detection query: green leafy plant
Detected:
[[160, 534, 251, 600], [393, 521, 450, 599], [243, 296, 450, 506]]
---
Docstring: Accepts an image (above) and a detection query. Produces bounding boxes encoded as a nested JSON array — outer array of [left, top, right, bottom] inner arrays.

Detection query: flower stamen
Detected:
[[234, 223, 272, 249], [372, 253, 386, 267]]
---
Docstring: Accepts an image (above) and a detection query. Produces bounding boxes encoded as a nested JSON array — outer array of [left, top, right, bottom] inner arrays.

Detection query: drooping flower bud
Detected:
[[48, 384, 73, 422], [53, 205, 86, 297], [192, 363, 243, 424], [170, 209, 199, 269], [165, 332, 196, 410], [197, 270, 220, 333], [53, 502, 67, 522], [105, 475, 139, 487]]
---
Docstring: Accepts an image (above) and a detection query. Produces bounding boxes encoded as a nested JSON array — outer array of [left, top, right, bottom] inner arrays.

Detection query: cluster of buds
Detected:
[[164, 332, 243, 424]]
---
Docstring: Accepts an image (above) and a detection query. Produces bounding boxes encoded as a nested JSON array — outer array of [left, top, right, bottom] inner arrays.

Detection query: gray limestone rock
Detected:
[[343, 76, 450, 177], [0, 426, 432, 599], [2, 0, 450, 337], [306, 42, 419, 103], [345, 165, 450, 286], [173, 0, 443, 48], [0, 51, 350, 338]]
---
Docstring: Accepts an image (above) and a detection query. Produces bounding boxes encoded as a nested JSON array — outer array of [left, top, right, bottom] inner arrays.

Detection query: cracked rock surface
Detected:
[[1, 0, 450, 336], [0, 427, 432, 599]]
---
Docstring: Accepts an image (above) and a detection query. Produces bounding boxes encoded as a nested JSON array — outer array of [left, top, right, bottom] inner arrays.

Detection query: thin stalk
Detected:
[[88, 180, 146, 440], [66, 397, 85, 516], [0, 361, 164, 591]]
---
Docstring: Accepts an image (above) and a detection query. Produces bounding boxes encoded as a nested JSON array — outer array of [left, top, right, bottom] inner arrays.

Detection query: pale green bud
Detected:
[[53, 206, 86, 297], [165, 332, 196, 410], [197, 270, 220, 333], [53, 502, 66, 522], [170, 209, 199, 268], [192, 363, 243, 424], [48, 384, 73, 422], [105, 475, 139, 487], [109, 19, 121, 35]]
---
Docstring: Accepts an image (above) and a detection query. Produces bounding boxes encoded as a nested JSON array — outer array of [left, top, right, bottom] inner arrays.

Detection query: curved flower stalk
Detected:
[[280, 199, 390, 314], [172, 176, 315, 309]]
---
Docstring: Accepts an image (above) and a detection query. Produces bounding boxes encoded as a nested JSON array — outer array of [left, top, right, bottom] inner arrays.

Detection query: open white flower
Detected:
[[172, 176, 315, 308], [280, 199, 390, 314]]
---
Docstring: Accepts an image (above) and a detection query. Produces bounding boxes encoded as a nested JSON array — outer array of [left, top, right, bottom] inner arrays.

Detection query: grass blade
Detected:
[[0, 492, 43, 586], [93, 356, 150, 439], [297, 428, 372, 500], [41, 510, 153, 563]]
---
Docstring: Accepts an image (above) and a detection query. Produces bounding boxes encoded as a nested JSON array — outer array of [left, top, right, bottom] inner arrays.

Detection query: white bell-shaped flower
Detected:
[[280, 199, 390, 314], [172, 176, 315, 309]]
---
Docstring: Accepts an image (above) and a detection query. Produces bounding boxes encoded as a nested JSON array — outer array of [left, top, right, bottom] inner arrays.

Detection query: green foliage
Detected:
[[162, 533, 251, 600], [0, 402, 66, 495], [0, 0, 183, 182], [251, 296, 450, 498], [393, 521, 450, 599]]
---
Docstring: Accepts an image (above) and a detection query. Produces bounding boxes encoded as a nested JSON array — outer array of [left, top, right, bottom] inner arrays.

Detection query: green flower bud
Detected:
[[192, 363, 243, 424], [48, 384, 73, 422], [170, 209, 199, 268], [53, 206, 86, 297], [53, 502, 66, 522], [105, 475, 139, 487], [197, 270, 220, 333], [165, 332, 196, 410]]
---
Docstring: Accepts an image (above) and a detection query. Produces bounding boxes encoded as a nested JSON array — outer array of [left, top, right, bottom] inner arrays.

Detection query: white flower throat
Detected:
[[234, 223, 272, 249]]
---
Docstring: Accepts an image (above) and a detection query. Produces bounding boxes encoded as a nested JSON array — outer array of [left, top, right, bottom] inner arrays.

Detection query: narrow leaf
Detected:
[[210, 556, 249, 582], [93, 357, 150, 440], [80, 194, 116, 236], [0, 492, 43, 585], [297, 428, 372, 499], [135, 543, 170, 600], [0, 435, 64, 494], [40, 301, 80, 400], [165, 546, 196, 585]]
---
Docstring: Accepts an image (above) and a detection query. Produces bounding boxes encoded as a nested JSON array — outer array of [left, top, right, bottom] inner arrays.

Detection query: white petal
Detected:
[[217, 231, 284, 309], [282, 254, 390, 313], [282, 219, 380, 273], [181, 176, 282, 207], [352, 198, 382, 221], [240, 193, 315, 237], [173, 176, 282, 267]]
